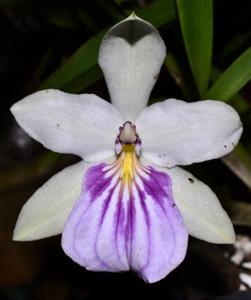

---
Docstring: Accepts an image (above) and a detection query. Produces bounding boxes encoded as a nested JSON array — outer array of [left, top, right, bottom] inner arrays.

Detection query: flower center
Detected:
[[115, 122, 142, 183], [115, 121, 141, 156]]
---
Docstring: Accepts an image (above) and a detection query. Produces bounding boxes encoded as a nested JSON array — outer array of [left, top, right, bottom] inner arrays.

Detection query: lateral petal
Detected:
[[136, 99, 243, 167], [156, 165, 235, 244], [11, 90, 123, 162], [98, 13, 166, 121], [13, 160, 90, 241]]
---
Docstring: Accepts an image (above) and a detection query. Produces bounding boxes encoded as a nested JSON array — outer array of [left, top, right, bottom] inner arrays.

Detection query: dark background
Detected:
[[0, 0, 251, 299]]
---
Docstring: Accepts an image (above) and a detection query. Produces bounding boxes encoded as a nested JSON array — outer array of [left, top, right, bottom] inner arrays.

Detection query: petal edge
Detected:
[[13, 161, 90, 241], [98, 14, 166, 121], [158, 165, 236, 244], [11, 90, 123, 161], [136, 99, 243, 167]]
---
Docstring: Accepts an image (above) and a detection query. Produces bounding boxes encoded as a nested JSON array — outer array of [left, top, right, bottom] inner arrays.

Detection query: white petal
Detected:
[[136, 99, 243, 167], [13, 161, 90, 241], [11, 90, 123, 161], [98, 13, 166, 121], [159, 166, 235, 244]]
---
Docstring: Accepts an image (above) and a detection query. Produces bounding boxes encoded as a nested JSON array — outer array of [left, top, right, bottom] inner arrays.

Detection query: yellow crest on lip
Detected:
[[120, 144, 136, 182]]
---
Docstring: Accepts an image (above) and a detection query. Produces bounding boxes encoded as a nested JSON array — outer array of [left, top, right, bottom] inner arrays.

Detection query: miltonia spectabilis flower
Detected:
[[11, 13, 243, 283]]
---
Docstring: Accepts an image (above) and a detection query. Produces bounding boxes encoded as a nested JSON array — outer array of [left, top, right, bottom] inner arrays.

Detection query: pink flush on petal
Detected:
[[62, 122, 188, 283]]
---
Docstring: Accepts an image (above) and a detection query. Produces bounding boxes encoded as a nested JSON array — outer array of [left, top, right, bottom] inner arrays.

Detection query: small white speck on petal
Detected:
[[239, 283, 248, 291], [239, 273, 251, 288], [230, 249, 244, 265], [242, 262, 251, 269], [235, 235, 251, 254]]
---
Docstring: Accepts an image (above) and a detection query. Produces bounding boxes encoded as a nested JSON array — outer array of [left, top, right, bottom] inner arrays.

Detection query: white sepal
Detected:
[[99, 13, 166, 121]]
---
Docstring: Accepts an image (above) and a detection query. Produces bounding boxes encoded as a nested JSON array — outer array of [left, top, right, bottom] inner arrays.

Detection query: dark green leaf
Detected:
[[39, 31, 104, 90], [39, 0, 176, 91], [205, 47, 251, 101], [222, 143, 251, 191], [219, 31, 251, 62], [226, 200, 251, 227], [176, 0, 213, 96], [136, 0, 176, 28]]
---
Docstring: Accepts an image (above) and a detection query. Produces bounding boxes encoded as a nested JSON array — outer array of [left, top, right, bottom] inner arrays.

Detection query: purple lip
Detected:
[[62, 152, 188, 283]]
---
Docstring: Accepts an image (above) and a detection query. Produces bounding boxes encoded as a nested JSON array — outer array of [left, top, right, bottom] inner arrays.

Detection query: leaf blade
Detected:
[[39, 31, 104, 90], [206, 47, 251, 101], [39, 0, 176, 91], [176, 0, 213, 96]]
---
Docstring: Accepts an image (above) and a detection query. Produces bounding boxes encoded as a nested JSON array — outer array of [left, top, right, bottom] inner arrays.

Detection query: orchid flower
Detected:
[[11, 13, 243, 283]]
